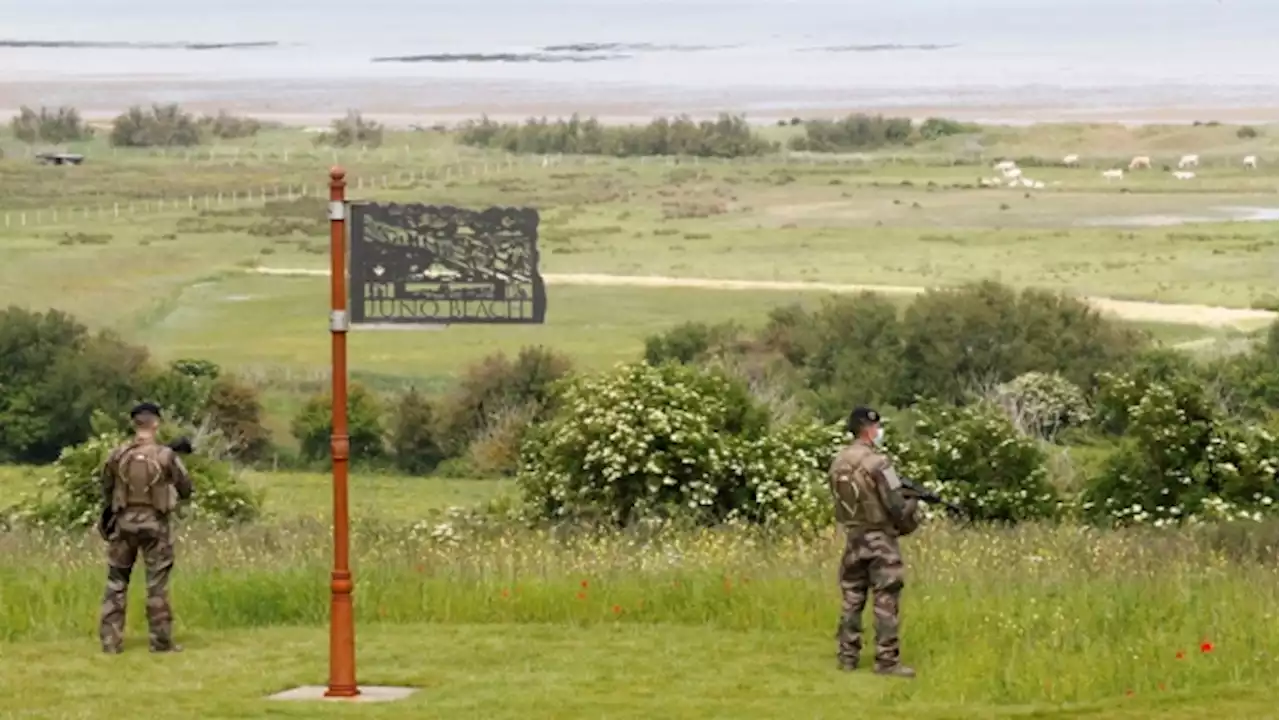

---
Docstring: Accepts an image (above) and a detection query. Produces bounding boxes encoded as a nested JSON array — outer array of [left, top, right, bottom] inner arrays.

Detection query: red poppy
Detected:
[[415, 563, 426, 573], [580, 579, 589, 589], [576, 591, 586, 600], [1175, 650, 1185, 660], [1158, 683, 1167, 691], [1125, 689, 1134, 697], [500, 588, 510, 598], [611, 605, 622, 614], [1200, 642, 1214, 653]]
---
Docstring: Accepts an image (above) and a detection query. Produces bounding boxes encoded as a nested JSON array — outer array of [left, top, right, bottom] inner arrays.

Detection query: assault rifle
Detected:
[[900, 477, 965, 518], [97, 437, 194, 540]]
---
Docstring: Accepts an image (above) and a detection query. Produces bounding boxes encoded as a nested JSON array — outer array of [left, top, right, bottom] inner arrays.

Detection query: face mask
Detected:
[[873, 427, 885, 446]]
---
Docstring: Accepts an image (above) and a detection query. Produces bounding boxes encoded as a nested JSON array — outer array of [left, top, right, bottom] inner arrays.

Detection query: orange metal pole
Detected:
[[325, 167, 358, 698]]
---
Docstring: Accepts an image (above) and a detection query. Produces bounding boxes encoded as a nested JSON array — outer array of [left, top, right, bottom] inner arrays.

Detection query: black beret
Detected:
[[846, 405, 881, 433], [129, 402, 162, 419]]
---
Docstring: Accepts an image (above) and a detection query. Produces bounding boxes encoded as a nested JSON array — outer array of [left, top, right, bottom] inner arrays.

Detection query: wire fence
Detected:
[[2, 144, 1272, 230], [0, 150, 901, 229]]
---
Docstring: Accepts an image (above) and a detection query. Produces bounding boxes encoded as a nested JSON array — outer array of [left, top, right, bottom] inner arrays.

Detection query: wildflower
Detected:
[[1200, 641, 1214, 653], [612, 605, 622, 615], [1125, 689, 1134, 697], [1175, 650, 1185, 660], [501, 588, 510, 598], [1158, 683, 1166, 691], [580, 579, 589, 589], [576, 592, 586, 601], [415, 563, 426, 573]]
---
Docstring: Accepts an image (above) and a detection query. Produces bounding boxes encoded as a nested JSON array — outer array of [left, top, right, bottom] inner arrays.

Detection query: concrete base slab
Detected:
[[267, 686, 418, 703]]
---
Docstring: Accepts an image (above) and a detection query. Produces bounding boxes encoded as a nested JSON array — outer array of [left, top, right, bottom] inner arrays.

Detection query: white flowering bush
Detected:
[[1083, 374, 1279, 526], [516, 362, 844, 528], [886, 400, 1061, 523], [7, 423, 261, 530], [991, 371, 1092, 440]]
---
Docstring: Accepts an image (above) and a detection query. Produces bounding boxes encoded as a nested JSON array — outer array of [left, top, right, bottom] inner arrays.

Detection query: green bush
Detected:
[[643, 321, 742, 365], [788, 114, 913, 152], [888, 400, 1061, 523], [1093, 349, 1197, 434], [1082, 374, 1278, 525], [6, 419, 261, 530], [734, 282, 1140, 421], [434, 346, 573, 459], [315, 110, 384, 148], [202, 374, 272, 462], [1205, 322, 1279, 420], [198, 111, 263, 140], [990, 371, 1092, 440], [0, 307, 152, 463], [290, 383, 386, 466], [9, 106, 93, 144], [457, 113, 776, 158], [898, 281, 1144, 404], [388, 387, 446, 475], [764, 293, 905, 420], [109, 104, 201, 147], [918, 117, 980, 140], [517, 362, 835, 527]]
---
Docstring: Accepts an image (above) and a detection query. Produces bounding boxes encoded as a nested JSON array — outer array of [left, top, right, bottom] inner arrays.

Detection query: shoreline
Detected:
[[0, 78, 1275, 128]]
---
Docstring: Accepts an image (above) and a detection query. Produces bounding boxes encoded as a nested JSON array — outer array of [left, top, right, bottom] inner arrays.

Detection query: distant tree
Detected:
[[198, 111, 263, 140], [9, 106, 92, 144], [315, 110, 383, 148], [110, 104, 201, 147]]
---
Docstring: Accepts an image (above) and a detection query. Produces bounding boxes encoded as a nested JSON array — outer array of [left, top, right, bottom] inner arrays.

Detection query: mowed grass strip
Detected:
[[0, 623, 1272, 719]]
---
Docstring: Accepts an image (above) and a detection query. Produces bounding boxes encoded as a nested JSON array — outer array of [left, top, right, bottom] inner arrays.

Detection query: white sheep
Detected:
[[1002, 167, 1023, 179], [993, 160, 1017, 171], [1243, 155, 1258, 169], [1177, 154, 1199, 168], [1062, 154, 1080, 167], [1018, 176, 1035, 188], [1032, 180, 1046, 189], [1172, 171, 1196, 180], [1102, 169, 1124, 181], [1128, 156, 1151, 170]]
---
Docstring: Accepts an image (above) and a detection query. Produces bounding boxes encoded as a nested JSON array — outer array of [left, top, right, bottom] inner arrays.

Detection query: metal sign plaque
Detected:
[[348, 203, 546, 325]]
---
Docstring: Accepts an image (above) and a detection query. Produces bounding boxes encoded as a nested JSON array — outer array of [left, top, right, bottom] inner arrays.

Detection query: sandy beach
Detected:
[[0, 77, 1275, 127]]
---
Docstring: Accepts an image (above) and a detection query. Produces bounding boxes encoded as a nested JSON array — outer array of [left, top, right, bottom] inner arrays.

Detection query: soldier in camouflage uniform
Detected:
[[98, 402, 193, 654], [829, 406, 920, 678]]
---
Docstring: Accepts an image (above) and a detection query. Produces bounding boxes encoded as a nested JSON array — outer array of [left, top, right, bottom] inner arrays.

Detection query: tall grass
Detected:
[[1, 518, 1274, 705]]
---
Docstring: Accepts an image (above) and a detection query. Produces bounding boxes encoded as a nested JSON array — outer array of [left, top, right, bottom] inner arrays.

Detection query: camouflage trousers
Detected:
[[835, 529, 905, 669], [99, 515, 176, 652]]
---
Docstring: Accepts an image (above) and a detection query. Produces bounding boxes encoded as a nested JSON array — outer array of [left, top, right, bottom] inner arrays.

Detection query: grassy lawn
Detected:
[[0, 508, 1274, 718], [1, 623, 1272, 720]]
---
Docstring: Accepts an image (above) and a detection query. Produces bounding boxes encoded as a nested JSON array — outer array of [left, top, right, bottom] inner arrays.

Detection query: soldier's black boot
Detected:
[[150, 641, 183, 653], [102, 645, 123, 655], [873, 664, 916, 679], [837, 658, 859, 672]]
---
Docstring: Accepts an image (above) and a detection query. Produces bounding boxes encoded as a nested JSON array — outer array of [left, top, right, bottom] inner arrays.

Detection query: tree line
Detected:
[[3, 279, 1275, 530]]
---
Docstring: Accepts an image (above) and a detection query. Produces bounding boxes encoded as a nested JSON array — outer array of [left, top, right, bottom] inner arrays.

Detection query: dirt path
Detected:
[[249, 268, 1277, 329]]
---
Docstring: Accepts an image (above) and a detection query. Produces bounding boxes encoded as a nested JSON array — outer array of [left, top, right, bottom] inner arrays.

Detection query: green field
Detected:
[[1, 119, 1278, 718]]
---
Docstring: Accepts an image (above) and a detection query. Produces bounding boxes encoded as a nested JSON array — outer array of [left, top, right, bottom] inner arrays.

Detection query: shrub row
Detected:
[[457, 114, 777, 158], [288, 346, 573, 476], [6, 105, 377, 148], [3, 278, 1275, 531]]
